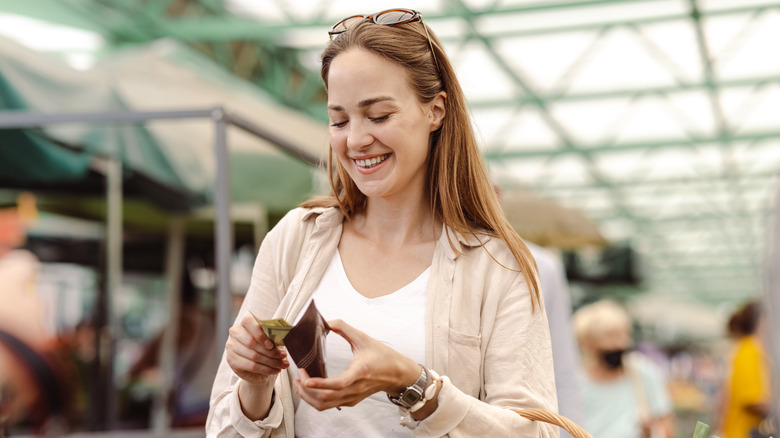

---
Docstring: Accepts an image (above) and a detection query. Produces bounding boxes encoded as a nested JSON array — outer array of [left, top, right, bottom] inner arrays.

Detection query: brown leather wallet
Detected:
[[284, 300, 330, 378]]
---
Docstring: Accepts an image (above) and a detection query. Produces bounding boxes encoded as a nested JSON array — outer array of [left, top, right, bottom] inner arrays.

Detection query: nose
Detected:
[[346, 120, 373, 151]]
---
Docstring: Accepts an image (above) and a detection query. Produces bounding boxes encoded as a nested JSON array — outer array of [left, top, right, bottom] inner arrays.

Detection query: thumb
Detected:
[[327, 319, 365, 348]]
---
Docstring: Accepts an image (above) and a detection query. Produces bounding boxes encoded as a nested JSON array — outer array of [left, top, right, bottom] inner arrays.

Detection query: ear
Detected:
[[428, 91, 447, 132]]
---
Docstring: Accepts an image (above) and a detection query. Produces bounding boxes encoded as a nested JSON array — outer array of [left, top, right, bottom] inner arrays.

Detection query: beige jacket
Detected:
[[207, 207, 558, 437]]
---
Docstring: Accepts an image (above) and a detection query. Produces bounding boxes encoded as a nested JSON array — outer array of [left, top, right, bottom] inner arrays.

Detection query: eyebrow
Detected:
[[327, 96, 395, 112]]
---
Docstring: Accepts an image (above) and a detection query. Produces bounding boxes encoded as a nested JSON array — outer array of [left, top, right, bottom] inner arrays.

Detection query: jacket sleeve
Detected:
[[206, 209, 307, 437], [414, 270, 560, 438]]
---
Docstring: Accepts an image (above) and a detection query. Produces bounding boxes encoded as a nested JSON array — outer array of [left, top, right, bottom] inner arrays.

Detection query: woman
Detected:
[[718, 300, 771, 438], [572, 300, 673, 438], [207, 9, 557, 437]]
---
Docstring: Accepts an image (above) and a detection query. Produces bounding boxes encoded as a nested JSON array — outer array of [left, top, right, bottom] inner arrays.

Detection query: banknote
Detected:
[[249, 311, 293, 345]]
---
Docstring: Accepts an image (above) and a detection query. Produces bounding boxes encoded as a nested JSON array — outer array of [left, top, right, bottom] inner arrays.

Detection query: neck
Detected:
[[355, 194, 440, 248]]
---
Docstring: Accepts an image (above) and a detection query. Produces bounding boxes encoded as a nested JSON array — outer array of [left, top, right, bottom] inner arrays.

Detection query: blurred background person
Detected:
[[125, 264, 218, 428], [573, 299, 674, 438], [717, 300, 772, 438], [0, 201, 72, 434], [0, 198, 48, 343]]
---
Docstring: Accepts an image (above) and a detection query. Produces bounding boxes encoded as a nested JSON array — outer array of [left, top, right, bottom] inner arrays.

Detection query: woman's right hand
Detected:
[[225, 314, 289, 385]]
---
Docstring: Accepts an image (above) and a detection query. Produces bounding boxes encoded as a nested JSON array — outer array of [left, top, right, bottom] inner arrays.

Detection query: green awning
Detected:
[[0, 36, 327, 216], [0, 129, 91, 184]]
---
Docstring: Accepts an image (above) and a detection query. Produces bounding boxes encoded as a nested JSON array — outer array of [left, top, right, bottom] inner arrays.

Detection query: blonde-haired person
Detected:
[[207, 8, 557, 437], [572, 300, 673, 438]]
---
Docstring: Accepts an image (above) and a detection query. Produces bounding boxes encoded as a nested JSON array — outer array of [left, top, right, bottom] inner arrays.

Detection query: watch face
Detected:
[[400, 388, 423, 406]]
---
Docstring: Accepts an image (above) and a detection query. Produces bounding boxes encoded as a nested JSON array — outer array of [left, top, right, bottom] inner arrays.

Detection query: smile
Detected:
[[354, 153, 391, 169]]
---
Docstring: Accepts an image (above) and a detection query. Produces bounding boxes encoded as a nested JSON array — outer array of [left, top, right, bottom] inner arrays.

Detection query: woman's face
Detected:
[[326, 48, 444, 201]]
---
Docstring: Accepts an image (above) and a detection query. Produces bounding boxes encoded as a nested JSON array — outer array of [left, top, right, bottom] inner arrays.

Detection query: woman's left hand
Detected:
[[293, 319, 421, 410]]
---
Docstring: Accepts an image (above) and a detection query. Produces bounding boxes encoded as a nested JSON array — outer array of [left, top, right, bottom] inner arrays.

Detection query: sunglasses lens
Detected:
[[374, 9, 416, 25], [331, 15, 365, 33]]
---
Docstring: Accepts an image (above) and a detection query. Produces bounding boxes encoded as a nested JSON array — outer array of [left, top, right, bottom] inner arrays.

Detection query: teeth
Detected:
[[356, 154, 388, 169]]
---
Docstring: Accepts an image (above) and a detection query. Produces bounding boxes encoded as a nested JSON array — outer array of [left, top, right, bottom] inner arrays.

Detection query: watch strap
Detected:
[[387, 364, 429, 409]]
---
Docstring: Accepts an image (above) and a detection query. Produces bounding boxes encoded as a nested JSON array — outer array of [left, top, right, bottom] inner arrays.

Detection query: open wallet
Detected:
[[254, 300, 331, 378]]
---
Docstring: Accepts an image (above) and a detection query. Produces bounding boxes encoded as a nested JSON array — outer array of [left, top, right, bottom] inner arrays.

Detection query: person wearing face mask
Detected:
[[572, 300, 674, 438]]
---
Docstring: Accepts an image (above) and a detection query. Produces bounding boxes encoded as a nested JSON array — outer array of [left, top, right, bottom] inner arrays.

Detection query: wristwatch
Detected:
[[387, 364, 429, 409]]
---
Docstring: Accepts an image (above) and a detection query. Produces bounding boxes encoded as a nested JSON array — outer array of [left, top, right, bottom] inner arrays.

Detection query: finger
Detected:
[[295, 378, 340, 411], [297, 367, 343, 391], [227, 341, 289, 370], [294, 379, 316, 406], [297, 368, 310, 389], [296, 367, 370, 409], [239, 314, 275, 349], [227, 345, 287, 375], [297, 376, 367, 410], [298, 368, 337, 390], [227, 349, 285, 376], [300, 359, 365, 392], [327, 319, 365, 347], [230, 323, 285, 356], [302, 370, 353, 391]]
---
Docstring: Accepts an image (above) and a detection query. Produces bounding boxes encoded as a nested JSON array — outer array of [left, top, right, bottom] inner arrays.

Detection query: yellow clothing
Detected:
[[721, 335, 770, 438]]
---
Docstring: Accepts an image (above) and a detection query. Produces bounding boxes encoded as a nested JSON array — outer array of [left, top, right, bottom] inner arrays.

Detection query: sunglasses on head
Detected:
[[328, 8, 440, 73]]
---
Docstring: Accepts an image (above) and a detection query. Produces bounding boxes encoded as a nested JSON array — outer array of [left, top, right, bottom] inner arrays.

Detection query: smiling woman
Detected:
[[324, 48, 441, 202], [207, 7, 560, 438]]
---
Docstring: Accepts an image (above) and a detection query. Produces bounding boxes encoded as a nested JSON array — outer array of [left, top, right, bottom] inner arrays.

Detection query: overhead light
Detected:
[[0, 12, 104, 69]]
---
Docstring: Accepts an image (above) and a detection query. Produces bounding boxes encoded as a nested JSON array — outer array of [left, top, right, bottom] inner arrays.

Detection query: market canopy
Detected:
[[93, 38, 328, 212], [0, 36, 327, 216]]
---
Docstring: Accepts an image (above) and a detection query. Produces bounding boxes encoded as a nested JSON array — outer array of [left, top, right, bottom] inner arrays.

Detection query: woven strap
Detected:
[[511, 408, 593, 438]]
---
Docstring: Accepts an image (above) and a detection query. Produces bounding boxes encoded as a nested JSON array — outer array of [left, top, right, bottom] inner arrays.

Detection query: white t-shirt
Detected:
[[293, 250, 429, 437]]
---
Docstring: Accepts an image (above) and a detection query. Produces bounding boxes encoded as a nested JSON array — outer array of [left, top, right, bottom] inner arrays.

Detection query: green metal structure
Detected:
[[2, 0, 779, 306]]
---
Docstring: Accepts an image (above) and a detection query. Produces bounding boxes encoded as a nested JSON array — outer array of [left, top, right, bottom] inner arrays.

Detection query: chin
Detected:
[[353, 181, 393, 199], [355, 187, 385, 199]]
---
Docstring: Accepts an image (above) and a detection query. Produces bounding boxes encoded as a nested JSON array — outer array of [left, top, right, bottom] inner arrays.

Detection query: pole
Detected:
[[152, 217, 185, 432], [213, 108, 232, 360]]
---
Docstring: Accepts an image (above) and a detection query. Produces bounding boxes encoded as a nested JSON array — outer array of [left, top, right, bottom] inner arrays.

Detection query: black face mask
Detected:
[[601, 349, 627, 369]]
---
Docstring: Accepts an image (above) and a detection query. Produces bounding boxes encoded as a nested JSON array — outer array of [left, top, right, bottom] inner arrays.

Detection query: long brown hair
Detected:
[[302, 17, 541, 308]]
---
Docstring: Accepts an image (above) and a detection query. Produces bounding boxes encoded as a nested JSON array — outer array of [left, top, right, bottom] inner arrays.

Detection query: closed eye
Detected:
[[370, 114, 390, 123], [330, 120, 347, 128]]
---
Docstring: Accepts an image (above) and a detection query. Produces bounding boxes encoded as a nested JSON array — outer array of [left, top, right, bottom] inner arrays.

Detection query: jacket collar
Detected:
[[439, 225, 492, 260], [301, 206, 344, 229], [301, 206, 492, 257]]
